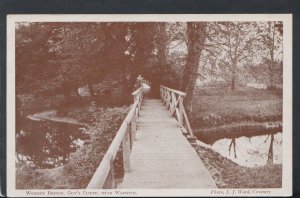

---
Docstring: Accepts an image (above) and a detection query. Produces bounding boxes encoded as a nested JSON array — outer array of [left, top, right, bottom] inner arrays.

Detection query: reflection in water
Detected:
[[16, 119, 89, 169], [208, 132, 282, 167]]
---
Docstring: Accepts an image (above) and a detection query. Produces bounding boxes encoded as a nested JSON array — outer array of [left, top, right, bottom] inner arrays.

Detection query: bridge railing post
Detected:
[[159, 85, 194, 138], [139, 92, 143, 110], [161, 88, 165, 103], [103, 153, 115, 189], [178, 95, 184, 126], [166, 90, 170, 109], [164, 89, 167, 104], [162, 88, 166, 104], [122, 125, 131, 172], [169, 92, 173, 113], [131, 113, 137, 142]]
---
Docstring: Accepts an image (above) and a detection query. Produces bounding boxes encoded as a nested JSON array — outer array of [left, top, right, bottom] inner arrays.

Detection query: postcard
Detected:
[[6, 14, 292, 197]]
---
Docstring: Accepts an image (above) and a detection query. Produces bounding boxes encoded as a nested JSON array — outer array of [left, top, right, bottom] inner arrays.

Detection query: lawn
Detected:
[[190, 86, 282, 126], [189, 86, 282, 143]]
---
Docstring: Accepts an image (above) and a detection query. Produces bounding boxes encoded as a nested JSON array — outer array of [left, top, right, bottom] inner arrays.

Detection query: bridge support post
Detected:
[[122, 126, 131, 172], [103, 154, 115, 189], [139, 94, 142, 110], [131, 115, 137, 142], [159, 85, 195, 138], [178, 96, 184, 126], [166, 91, 170, 108]]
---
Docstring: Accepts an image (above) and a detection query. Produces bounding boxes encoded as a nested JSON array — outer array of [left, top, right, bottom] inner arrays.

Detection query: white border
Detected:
[[7, 14, 293, 197]]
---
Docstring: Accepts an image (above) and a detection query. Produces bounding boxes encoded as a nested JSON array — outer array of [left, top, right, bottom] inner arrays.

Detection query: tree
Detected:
[[165, 22, 187, 89], [181, 22, 207, 112], [124, 23, 156, 89], [261, 21, 283, 88], [128, 22, 173, 97], [51, 22, 133, 101], [16, 22, 137, 112], [16, 23, 61, 93], [151, 23, 168, 96], [205, 22, 264, 90]]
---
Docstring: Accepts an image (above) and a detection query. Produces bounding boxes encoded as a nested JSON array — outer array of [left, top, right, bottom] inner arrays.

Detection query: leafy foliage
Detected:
[[16, 23, 61, 93]]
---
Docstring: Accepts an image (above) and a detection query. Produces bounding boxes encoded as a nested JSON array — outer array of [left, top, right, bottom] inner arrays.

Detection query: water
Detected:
[[16, 118, 89, 169], [200, 132, 282, 167]]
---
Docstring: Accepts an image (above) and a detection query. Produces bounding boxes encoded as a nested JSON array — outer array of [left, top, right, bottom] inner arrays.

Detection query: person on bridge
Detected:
[[134, 74, 144, 90]]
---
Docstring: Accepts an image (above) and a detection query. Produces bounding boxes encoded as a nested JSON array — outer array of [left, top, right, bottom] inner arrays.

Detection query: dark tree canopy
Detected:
[[16, 21, 283, 111]]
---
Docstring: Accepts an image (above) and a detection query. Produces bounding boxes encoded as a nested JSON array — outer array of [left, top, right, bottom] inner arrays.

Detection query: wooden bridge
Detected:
[[87, 83, 216, 189]]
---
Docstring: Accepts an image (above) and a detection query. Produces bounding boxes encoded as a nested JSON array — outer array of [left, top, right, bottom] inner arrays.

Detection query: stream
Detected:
[[198, 132, 282, 167], [16, 117, 89, 169]]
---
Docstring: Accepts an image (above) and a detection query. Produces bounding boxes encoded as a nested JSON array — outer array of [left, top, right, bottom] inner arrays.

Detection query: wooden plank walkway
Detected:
[[119, 99, 216, 189]]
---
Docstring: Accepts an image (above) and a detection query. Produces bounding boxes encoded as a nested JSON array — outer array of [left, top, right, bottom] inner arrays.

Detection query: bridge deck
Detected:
[[119, 99, 216, 189]]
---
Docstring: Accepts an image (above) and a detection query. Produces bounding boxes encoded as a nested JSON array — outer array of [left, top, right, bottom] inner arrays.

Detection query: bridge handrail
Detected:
[[132, 86, 143, 96], [160, 85, 186, 96], [160, 85, 194, 138], [87, 85, 144, 189]]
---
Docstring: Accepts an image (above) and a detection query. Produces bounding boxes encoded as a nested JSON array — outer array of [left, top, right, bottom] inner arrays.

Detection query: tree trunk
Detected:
[[185, 73, 197, 113], [267, 22, 276, 89], [268, 70, 275, 89], [155, 22, 168, 97], [156, 23, 167, 67], [181, 50, 197, 92], [268, 50, 275, 89], [231, 75, 236, 91], [181, 23, 207, 113]]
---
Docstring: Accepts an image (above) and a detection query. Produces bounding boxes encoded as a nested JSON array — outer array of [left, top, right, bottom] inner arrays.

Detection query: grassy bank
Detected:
[[195, 145, 282, 188], [16, 106, 129, 189], [195, 121, 282, 144], [190, 86, 282, 141], [18, 90, 132, 118]]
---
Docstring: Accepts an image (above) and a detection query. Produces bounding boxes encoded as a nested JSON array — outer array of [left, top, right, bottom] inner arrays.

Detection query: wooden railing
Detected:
[[160, 85, 194, 138], [86, 86, 144, 189]]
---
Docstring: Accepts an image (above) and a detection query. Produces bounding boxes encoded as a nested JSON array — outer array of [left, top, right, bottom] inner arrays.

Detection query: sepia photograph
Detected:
[[6, 14, 292, 197]]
